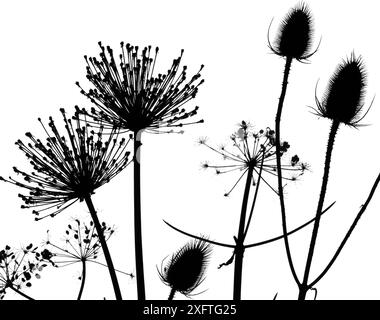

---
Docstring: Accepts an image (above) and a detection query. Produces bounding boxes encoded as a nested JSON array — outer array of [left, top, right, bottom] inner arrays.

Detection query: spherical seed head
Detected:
[[316, 54, 367, 126], [159, 239, 211, 296], [273, 3, 314, 60]]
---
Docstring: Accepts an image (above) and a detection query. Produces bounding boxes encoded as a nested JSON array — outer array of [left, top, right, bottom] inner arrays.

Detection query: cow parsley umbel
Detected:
[[200, 121, 306, 300], [0, 244, 46, 300]]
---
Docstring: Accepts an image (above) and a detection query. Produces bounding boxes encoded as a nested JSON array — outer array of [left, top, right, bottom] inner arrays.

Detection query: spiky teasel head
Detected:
[[158, 239, 211, 298], [269, 2, 315, 61], [314, 53, 369, 127]]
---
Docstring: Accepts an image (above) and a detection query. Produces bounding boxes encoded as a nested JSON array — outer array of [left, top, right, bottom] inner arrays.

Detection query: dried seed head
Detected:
[[158, 239, 211, 297], [315, 54, 368, 126], [270, 3, 314, 60]]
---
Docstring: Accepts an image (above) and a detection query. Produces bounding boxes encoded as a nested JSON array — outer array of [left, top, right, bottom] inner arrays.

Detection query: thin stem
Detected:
[[233, 166, 254, 300], [163, 201, 335, 249], [9, 286, 34, 300], [77, 259, 87, 300], [243, 157, 264, 240], [90, 260, 134, 277], [84, 195, 122, 300], [245, 201, 336, 248], [299, 120, 339, 300], [133, 130, 145, 300], [275, 56, 300, 286], [168, 288, 176, 300], [310, 171, 380, 288]]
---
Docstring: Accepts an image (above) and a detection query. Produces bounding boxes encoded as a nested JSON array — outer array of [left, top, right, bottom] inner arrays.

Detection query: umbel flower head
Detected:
[[199, 121, 308, 196], [0, 244, 46, 299], [0, 108, 132, 220], [158, 239, 211, 298], [76, 42, 204, 133], [42, 219, 114, 267], [269, 2, 315, 60], [315, 53, 369, 126]]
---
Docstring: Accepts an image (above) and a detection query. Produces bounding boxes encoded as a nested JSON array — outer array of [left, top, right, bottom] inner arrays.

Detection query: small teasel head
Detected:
[[269, 2, 315, 61], [315, 53, 369, 127], [158, 239, 211, 298]]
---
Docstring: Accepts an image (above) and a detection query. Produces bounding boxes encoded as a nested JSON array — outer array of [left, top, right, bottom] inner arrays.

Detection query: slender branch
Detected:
[[163, 220, 235, 248], [274, 56, 300, 286], [9, 286, 34, 300], [245, 201, 335, 248], [85, 195, 122, 300], [133, 130, 145, 300], [77, 259, 86, 300], [299, 120, 339, 300], [309, 171, 380, 288], [163, 201, 335, 249], [90, 260, 134, 277]]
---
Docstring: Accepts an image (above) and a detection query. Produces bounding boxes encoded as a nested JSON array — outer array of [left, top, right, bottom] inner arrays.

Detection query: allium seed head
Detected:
[[76, 42, 204, 134]]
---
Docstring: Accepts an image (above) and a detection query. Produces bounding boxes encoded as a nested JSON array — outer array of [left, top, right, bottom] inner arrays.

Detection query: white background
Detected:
[[1, 0, 380, 300]]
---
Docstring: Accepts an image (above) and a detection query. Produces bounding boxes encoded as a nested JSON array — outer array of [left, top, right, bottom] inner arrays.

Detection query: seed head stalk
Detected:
[[275, 56, 301, 287], [77, 259, 87, 300], [298, 120, 339, 299], [133, 130, 145, 300], [84, 195, 122, 300]]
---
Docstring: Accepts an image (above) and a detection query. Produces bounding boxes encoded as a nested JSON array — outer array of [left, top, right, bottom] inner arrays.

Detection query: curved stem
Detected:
[[163, 201, 335, 250], [233, 166, 254, 300], [299, 120, 339, 300], [245, 201, 335, 248], [84, 195, 122, 300], [77, 259, 86, 300], [133, 130, 145, 300], [168, 288, 176, 300], [275, 56, 300, 286], [9, 286, 34, 300], [163, 220, 235, 248], [309, 171, 380, 288]]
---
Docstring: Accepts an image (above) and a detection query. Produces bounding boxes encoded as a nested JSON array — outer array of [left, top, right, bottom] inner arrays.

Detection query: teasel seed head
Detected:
[[315, 53, 369, 127], [269, 2, 315, 61], [158, 239, 211, 298]]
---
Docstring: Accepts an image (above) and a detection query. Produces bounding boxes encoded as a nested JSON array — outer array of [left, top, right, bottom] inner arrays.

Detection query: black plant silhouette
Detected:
[[268, 2, 318, 292], [297, 54, 376, 300], [76, 42, 204, 299], [42, 219, 133, 300], [200, 122, 305, 300], [158, 239, 211, 300], [0, 244, 46, 300], [165, 122, 337, 300], [0, 109, 132, 300]]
